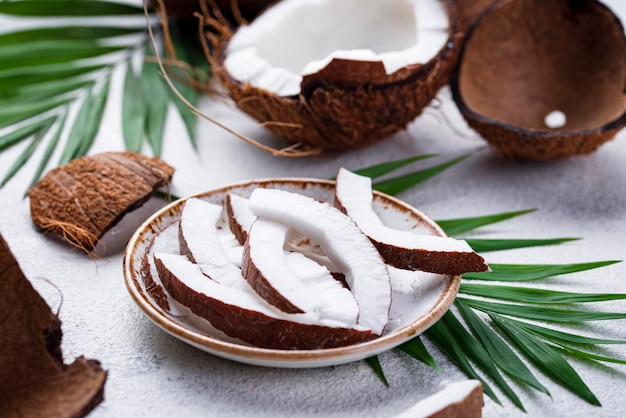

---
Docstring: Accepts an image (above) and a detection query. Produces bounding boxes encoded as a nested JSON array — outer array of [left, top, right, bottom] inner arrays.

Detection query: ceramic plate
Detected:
[[123, 178, 461, 368]]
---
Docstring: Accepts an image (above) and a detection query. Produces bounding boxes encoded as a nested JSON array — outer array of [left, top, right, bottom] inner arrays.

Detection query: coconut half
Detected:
[[335, 168, 488, 274], [450, 0, 626, 160], [208, 0, 460, 151]]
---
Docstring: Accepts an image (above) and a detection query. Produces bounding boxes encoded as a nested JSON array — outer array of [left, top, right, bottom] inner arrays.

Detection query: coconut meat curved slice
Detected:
[[335, 168, 489, 275], [243, 217, 360, 326], [224, 0, 450, 97], [248, 188, 391, 335], [153, 253, 376, 349], [395, 380, 483, 418], [225, 193, 256, 245], [179, 198, 245, 289]]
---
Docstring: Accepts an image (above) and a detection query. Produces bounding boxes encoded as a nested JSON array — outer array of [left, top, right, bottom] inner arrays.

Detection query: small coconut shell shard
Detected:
[[207, 0, 461, 152], [29, 152, 174, 253], [0, 234, 107, 417], [451, 0, 626, 160]]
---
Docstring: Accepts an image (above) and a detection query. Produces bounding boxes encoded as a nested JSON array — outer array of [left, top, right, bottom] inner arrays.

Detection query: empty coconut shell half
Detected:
[[206, 0, 461, 152], [451, 0, 626, 160]]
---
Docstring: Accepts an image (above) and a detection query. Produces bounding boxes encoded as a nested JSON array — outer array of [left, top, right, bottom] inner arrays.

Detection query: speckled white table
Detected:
[[2, 2, 626, 416]]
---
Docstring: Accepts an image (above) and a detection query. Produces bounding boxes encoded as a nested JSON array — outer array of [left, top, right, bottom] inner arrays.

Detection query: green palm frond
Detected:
[[0, 0, 208, 190], [350, 155, 625, 410]]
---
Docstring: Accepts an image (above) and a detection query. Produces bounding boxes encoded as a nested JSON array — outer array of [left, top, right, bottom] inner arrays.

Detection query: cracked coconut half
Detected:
[[207, 0, 460, 151]]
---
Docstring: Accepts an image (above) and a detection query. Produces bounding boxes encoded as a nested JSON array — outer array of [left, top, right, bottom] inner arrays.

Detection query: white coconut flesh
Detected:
[[248, 188, 392, 335], [334, 168, 489, 274], [244, 217, 360, 325], [396, 380, 483, 418], [224, 0, 450, 97], [178, 198, 245, 289]]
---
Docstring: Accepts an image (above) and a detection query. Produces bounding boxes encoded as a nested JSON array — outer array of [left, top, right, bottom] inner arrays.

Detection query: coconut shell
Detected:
[[451, 0, 498, 32], [0, 234, 107, 417], [151, 0, 274, 22], [451, 0, 626, 160], [28, 152, 174, 253], [207, 0, 462, 152]]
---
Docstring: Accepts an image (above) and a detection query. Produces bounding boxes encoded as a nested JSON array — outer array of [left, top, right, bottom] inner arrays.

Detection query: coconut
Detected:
[[205, 0, 461, 152], [450, 0, 626, 160]]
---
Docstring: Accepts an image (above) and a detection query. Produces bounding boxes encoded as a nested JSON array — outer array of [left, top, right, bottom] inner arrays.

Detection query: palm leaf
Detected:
[[0, 26, 144, 45], [342, 153, 437, 179], [397, 337, 441, 370], [26, 112, 69, 193], [365, 356, 389, 387], [436, 209, 537, 236], [462, 260, 621, 282], [141, 53, 170, 156], [459, 284, 626, 305], [122, 61, 146, 152], [465, 237, 579, 253], [0, 1, 144, 16], [511, 318, 626, 346]]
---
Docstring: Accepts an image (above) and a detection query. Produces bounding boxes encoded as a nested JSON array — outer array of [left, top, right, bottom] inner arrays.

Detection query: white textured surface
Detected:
[[2, 2, 626, 416]]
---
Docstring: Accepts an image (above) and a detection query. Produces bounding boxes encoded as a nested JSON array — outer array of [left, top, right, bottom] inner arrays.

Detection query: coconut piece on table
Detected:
[[154, 253, 377, 349], [28, 152, 174, 254], [334, 168, 488, 275], [0, 234, 107, 417], [394, 380, 483, 418], [248, 187, 391, 336], [210, 0, 461, 151], [243, 217, 360, 325]]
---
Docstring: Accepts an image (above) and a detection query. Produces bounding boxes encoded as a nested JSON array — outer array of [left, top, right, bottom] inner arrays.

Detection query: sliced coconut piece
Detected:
[[394, 380, 483, 418], [243, 217, 360, 325], [153, 253, 377, 349], [248, 188, 391, 335], [334, 168, 489, 275], [178, 198, 244, 289], [225, 193, 256, 245]]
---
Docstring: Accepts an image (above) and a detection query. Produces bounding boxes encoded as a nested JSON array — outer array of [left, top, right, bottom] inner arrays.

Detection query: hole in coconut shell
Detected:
[[451, 0, 626, 159], [544, 110, 567, 129]]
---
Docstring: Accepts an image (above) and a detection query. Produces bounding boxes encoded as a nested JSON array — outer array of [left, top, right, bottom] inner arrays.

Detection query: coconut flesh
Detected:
[[224, 0, 449, 97], [213, 0, 458, 150], [144, 169, 487, 350]]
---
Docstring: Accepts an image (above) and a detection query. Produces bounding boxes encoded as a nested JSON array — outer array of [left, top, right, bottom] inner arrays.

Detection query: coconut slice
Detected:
[[225, 193, 256, 245], [395, 380, 483, 418], [243, 217, 360, 325], [450, 0, 626, 160], [334, 168, 488, 275], [248, 188, 391, 335], [209, 0, 461, 151], [153, 253, 377, 349], [178, 198, 245, 289]]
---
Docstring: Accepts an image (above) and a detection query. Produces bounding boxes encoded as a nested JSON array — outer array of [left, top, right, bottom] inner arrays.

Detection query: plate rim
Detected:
[[123, 177, 461, 368]]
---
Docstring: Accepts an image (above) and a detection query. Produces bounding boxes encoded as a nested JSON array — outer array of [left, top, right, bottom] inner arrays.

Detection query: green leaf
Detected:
[[0, 64, 106, 92], [465, 237, 579, 253], [58, 75, 111, 164], [0, 116, 57, 151], [0, 41, 126, 71], [462, 260, 621, 282], [425, 319, 501, 405], [1, 78, 95, 106], [439, 311, 525, 410], [346, 154, 437, 180], [459, 283, 626, 305], [0, 118, 55, 188], [373, 154, 468, 196], [398, 337, 441, 370], [555, 344, 626, 365], [0, 26, 144, 46], [507, 318, 626, 346], [0, 1, 145, 16], [491, 313, 601, 406], [436, 209, 537, 236], [0, 96, 72, 130], [122, 61, 145, 152], [365, 356, 389, 386], [456, 300, 550, 395], [458, 297, 626, 323], [141, 58, 169, 156], [27, 111, 69, 192]]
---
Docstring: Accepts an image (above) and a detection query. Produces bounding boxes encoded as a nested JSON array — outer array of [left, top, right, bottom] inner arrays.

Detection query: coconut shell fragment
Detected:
[[28, 152, 174, 254], [0, 234, 107, 417], [451, 0, 626, 160]]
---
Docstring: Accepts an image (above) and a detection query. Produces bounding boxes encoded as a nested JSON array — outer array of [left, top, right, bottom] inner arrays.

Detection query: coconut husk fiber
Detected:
[[451, 0, 626, 160], [28, 152, 174, 254], [205, 0, 462, 152], [0, 234, 107, 417]]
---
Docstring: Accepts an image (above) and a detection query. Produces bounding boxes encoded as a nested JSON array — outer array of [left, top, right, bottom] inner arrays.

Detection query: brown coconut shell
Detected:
[[450, 0, 626, 160], [28, 152, 174, 254], [452, 0, 498, 33], [205, 0, 462, 152], [0, 234, 107, 417]]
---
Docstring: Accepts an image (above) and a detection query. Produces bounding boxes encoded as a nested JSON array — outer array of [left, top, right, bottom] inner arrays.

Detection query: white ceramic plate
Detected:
[[123, 178, 460, 368]]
